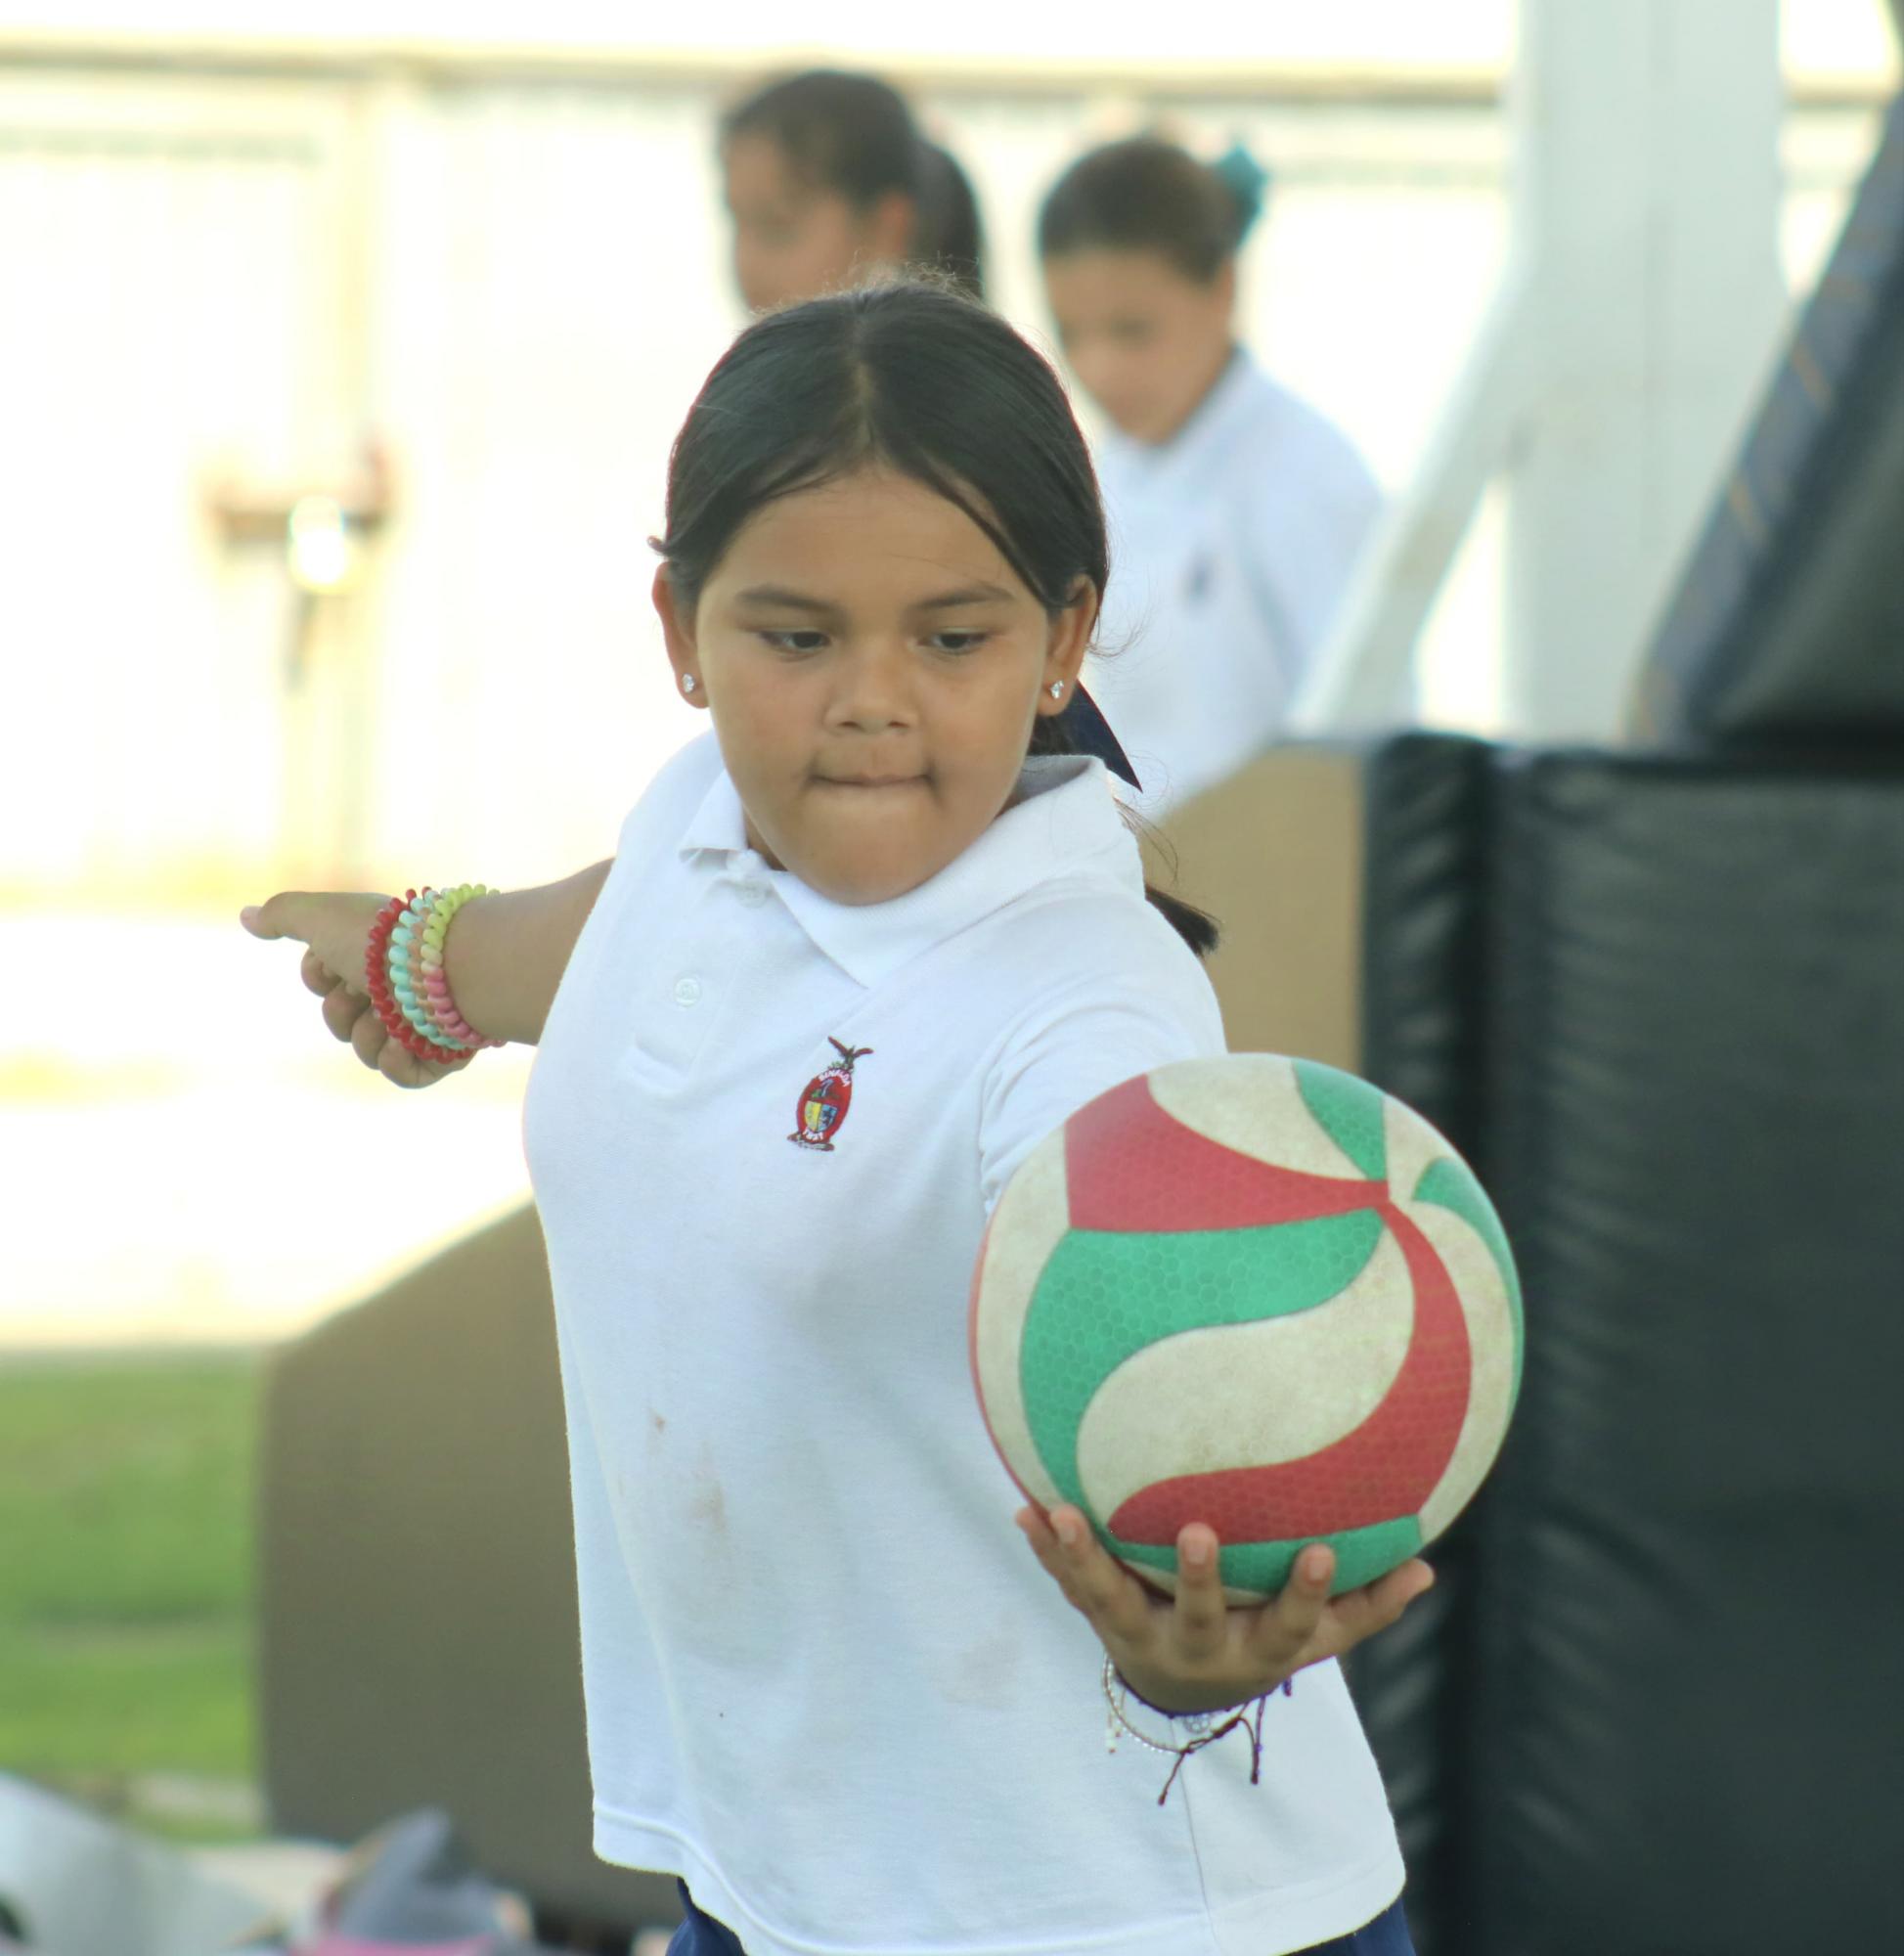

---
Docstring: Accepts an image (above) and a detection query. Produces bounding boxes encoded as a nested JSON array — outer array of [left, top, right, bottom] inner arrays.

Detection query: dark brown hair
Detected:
[[1039, 135, 1261, 284]]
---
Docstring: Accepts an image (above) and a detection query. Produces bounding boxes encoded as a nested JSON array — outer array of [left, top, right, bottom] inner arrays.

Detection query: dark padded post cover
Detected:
[[1344, 732, 1496, 1955], [1452, 753, 1904, 1953], [1356, 733, 1495, 1161], [1634, 97, 1904, 746]]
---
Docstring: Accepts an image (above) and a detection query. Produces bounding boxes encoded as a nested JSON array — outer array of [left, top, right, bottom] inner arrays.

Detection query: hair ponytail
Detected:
[[913, 141, 987, 301], [1028, 712, 1220, 956]]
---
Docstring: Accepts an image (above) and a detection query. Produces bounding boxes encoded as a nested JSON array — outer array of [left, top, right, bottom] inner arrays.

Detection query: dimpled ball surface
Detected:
[[968, 1056, 1523, 1600]]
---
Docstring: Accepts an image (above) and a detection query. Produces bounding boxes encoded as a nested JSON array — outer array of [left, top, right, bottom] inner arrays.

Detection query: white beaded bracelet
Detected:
[[1101, 1655, 1289, 1805]]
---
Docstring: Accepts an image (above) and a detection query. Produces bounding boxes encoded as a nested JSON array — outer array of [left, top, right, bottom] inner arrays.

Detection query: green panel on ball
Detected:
[[1021, 1210, 1388, 1518], [1295, 1060, 1391, 1181], [1412, 1154, 1524, 1397], [1114, 1513, 1425, 1599]]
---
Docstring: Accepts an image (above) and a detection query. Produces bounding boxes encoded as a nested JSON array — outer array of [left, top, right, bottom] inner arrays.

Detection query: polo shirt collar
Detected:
[[678, 755, 1139, 988]]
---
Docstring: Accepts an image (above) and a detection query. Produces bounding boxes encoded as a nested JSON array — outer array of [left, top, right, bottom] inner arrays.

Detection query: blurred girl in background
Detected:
[[1040, 136, 1381, 819], [721, 68, 986, 311]]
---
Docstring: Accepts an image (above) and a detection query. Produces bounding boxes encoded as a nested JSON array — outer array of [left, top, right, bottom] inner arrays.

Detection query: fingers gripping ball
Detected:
[[969, 1057, 1523, 1601]]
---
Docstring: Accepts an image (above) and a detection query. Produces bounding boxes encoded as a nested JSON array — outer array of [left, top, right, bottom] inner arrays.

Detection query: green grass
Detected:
[[0, 1350, 261, 1834]]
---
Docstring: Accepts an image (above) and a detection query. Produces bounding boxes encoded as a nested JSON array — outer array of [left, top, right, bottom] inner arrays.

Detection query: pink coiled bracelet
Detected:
[[364, 884, 503, 1066]]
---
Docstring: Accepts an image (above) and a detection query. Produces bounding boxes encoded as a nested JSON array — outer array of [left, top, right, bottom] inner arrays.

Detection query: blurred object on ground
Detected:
[[189, 1839, 346, 1921], [273, 1808, 549, 1954], [0, 1782, 570, 1955], [0, 1773, 269, 1956]]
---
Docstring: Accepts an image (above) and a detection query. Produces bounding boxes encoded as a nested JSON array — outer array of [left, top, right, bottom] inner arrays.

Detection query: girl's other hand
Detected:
[[241, 891, 470, 1089], [1015, 1502, 1433, 1715]]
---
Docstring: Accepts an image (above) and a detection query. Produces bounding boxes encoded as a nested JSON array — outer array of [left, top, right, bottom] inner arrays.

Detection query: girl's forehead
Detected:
[[1044, 247, 1193, 306], [723, 132, 814, 206], [722, 130, 844, 211], [715, 470, 1028, 596]]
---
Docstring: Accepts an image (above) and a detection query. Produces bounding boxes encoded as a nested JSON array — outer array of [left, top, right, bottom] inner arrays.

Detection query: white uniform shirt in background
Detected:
[[524, 733, 1405, 1956], [1091, 350, 1382, 821]]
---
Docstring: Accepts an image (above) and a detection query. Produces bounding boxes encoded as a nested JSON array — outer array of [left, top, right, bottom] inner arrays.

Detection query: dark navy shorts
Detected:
[[667, 1882, 1416, 1954]]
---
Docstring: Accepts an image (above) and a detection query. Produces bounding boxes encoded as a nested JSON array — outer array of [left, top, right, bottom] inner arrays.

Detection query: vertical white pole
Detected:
[[1502, 0, 1785, 740]]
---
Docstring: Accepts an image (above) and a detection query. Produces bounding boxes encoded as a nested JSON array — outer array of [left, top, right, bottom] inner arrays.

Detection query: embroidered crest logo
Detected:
[[789, 1038, 874, 1151]]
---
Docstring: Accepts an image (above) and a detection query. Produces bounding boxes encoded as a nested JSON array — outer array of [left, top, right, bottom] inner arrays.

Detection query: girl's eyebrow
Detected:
[[731, 582, 1015, 613], [733, 585, 841, 614], [913, 583, 1016, 611]]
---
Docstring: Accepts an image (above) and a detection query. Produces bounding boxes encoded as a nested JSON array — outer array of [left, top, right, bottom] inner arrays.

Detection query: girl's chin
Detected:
[[805, 863, 938, 907], [789, 840, 958, 908]]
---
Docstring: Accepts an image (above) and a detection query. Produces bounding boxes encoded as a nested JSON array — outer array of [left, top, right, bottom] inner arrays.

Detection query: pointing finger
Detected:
[[240, 894, 314, 943]]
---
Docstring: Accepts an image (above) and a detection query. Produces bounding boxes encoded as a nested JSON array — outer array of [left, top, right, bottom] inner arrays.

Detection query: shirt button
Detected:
[[672, 976, 703, 1008]]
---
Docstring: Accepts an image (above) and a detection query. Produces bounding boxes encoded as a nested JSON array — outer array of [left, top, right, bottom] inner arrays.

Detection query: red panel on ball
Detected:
[[1066, 1076, 1386, 1234]]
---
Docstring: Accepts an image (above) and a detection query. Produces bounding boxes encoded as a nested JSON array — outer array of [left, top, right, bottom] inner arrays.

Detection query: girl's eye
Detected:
[[760, 630, 828, 653], [927, 631, 989, 655]]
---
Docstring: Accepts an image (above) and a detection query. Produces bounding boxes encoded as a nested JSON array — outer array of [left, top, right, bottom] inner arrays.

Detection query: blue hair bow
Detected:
[[1213, 142, 1272, 244], [1059, 683, 1141, 790]]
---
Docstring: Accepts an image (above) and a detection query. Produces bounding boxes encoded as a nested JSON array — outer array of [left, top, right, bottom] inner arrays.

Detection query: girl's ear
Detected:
[[652, 565, 708, 710], [1037, 579, 1099, 718], [1212, 256, 1239, 318]]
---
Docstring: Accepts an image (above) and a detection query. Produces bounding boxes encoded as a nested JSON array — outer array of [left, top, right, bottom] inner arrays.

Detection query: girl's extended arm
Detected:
[[242, 861, 611, 1086], [434, 863, 612, 1045]]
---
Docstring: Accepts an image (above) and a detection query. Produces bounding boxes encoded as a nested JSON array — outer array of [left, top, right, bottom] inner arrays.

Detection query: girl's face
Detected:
[[723, 134, 913, 313], [1042, 247, 1237, 447], [654, 467, 1093, 907]]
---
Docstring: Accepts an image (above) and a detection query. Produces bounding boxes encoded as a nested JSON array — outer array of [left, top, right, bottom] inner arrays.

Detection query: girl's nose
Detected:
[[828, 642, 917, 731]]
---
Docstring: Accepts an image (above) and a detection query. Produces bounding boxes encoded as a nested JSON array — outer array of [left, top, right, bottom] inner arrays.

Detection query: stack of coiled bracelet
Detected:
[[365, 885, 502, 1065]]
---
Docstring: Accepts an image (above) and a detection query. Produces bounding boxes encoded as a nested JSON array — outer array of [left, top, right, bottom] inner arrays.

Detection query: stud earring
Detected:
[[1048, 682, 1065, 700], [681, 674, 697, 694]]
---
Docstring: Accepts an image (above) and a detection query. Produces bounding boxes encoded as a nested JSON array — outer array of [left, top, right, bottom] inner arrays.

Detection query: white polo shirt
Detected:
[[523, 732, 1405, 1956], [1091, 350, 1382, 821]]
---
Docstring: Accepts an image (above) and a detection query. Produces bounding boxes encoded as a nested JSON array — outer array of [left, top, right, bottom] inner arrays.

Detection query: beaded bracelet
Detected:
[[1101, 1655, 1292, 1805], [364, 886, 502, 1066], [417, 883, 494, 1047], [388, 895, 465, 1054], [389, 887, 496, 1053]]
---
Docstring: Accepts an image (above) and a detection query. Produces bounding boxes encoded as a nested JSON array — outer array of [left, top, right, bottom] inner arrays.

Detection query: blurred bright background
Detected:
[[0, 0, 1898, 1866], [2, 0, 1897, 1350]]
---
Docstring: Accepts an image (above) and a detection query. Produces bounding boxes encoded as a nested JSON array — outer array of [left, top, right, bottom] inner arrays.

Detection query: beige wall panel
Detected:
[[1141, 743, 1367, 1072]]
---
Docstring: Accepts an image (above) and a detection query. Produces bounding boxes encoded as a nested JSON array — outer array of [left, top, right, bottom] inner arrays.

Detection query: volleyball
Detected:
[[969, 1056, 1522, 1599]]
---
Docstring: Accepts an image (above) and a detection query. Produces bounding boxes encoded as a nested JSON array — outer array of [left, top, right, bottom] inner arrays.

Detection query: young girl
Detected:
[[721, 68, 986, 312], [1039, 137, 1382, 820], [244, 282, 1429, 1956]]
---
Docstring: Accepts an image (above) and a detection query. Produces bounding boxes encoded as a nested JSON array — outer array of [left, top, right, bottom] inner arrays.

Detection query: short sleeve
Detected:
[[611, 731, 724, 867], [979, 960, 1225, 1217]]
